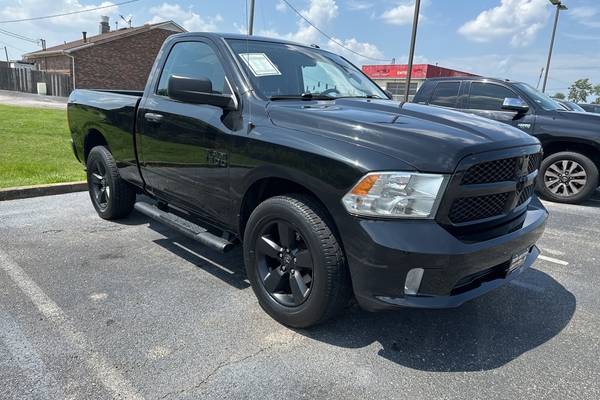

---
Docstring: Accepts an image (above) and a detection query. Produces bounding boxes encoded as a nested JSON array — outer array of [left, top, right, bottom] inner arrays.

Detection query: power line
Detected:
[[0, 39, 31, 53], [0, 27, 39, 44], [0, 0, 141, 24], [279, 0, 391, 63]]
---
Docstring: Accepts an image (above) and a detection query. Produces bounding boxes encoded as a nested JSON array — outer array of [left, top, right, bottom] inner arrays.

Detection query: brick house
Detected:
[[23, 19, 185, 90]]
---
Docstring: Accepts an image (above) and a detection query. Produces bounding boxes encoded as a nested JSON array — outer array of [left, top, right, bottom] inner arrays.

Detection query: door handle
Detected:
[[144, 112, 163, 123]]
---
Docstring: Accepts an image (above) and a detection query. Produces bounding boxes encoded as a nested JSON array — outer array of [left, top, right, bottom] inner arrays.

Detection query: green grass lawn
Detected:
[[0, 104, 85, 189]]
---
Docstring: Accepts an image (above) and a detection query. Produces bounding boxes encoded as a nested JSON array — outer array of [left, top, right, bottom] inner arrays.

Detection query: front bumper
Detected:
[[337, 197, 548, 311]]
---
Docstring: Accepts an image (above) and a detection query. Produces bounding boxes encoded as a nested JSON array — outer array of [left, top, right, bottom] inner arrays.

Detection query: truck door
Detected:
[[137, 39, 232, 224], [464, 81, 536, 135]]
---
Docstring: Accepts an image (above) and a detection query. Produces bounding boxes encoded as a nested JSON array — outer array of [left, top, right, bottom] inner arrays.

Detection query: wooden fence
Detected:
[[0, 67, 72, 97]]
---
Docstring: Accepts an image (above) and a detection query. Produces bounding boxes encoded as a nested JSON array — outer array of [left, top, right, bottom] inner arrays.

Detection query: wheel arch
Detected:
[[238, 176, 343, 245], [541, 139, 600, 170], [83, 129, 109, 163]]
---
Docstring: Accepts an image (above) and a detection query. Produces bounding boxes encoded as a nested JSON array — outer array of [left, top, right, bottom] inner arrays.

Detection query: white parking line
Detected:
[[539, 254, 569, 266], [0, 311, 64, 399], [0, 249, 144, 400]]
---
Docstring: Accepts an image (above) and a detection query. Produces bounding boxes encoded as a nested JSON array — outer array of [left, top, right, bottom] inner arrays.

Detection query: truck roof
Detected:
[[423, 76, 524, 85], [169, 32, 327, 51]]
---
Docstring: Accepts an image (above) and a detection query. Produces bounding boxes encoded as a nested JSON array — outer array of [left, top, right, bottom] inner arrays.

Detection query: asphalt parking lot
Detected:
[[1, 191, 599, 400]]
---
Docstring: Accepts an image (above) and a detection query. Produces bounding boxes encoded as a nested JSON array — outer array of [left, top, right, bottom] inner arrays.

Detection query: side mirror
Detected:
[[384, 89, 394, 99], [168, 75, 237, 110], [501, 97, 529, 113]]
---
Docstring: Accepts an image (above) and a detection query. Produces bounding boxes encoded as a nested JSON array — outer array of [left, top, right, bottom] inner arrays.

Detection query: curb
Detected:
[[0, 181, 87, 201]]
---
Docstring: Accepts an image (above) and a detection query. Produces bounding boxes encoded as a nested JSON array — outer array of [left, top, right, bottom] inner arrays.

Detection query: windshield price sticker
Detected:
[[239, 53, 281, 77]]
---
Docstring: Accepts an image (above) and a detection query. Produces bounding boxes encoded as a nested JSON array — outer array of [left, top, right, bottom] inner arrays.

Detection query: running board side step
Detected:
[[134, 201, 234, 253]]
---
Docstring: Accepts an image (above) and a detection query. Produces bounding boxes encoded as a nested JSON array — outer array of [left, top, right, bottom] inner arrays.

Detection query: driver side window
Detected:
[[468, 82, 522, 111], [156, 41, 226, 97]]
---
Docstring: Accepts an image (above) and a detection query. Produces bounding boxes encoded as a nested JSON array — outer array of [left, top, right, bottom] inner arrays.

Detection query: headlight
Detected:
[[342, 172, 448, 218]]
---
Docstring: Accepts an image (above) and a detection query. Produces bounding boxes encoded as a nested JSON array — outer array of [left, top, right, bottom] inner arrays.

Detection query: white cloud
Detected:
[[326, 37, 384, 64], [346, 1, 373, 11], [0, 0, 120, 27], [275, 1, 287, 12], [0, 0, 125, 56], [439, 52, 600, 93], [256, 0, 385, 65], [458, 0, 550, 47], [147, 3, 222, 32], [287, 0, 338, 44], [569, 6, 600, 28], [381, 3, 416, 26]]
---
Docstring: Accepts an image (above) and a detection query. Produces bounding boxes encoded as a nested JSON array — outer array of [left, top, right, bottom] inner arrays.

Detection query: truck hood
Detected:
[[267, 99, 539, 172]]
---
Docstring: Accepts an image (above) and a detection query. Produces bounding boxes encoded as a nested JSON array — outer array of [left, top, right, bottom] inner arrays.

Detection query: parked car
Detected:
[[556, 99, 587, 112], [578, 103, 600, 114], [414, 77, 600, 203], [68, 33, 547, 327]]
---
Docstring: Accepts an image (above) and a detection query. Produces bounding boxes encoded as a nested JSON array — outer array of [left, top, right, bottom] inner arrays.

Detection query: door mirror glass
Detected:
[[168, 75, 236, 110], [501, 97, 529, 113]]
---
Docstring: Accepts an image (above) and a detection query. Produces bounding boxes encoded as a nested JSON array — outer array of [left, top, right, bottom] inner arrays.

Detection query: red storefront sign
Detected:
[[362, 64, 478, 79]]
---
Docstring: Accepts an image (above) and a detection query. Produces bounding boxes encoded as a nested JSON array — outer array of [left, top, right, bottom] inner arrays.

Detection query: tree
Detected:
[[568, 79, 593, 103], [593, 84, 600, 104], [552, 92, 566, 100]]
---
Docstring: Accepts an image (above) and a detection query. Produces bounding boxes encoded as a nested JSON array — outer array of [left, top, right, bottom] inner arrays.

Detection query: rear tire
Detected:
[[243, 194, 351, 328], [86, 146, 136, 219], [536, 151, 599, 204]]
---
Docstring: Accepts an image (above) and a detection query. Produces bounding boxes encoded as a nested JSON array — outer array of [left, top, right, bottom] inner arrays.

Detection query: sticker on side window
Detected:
[[238, 53, 281, 77]]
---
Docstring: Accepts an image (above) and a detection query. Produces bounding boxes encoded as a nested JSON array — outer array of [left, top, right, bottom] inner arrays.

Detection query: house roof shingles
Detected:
[[24, 21, 184, 58]]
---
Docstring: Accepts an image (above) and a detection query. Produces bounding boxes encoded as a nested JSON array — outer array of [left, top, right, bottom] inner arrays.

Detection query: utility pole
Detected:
[[404, 0, 421, 102], [542, 0, 567, 93], [536, 67, 544, 89], [248, 0, 255, 35], [4, 46, 9, 63]]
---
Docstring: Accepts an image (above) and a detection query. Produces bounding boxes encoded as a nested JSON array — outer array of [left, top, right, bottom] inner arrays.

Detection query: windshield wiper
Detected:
[[336, 94, 384, 99], [269, 93, 335, 101]]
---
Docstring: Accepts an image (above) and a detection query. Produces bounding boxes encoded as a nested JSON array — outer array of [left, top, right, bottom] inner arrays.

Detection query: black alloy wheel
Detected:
[[86, 146, 136, 219], [243, 194, 351, 328], [89, 159, 110, 211], [255, 219, 314, 307]]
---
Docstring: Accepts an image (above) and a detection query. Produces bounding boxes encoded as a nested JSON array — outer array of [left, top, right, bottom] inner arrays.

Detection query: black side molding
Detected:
[[134, 201, 234, 253]]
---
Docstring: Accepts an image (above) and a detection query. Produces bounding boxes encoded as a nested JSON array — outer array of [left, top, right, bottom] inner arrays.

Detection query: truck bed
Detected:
[[68, 89, 143, 185]]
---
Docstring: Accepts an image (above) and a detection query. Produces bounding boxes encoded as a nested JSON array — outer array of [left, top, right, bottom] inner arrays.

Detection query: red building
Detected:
[[362, 64, 478, 100]]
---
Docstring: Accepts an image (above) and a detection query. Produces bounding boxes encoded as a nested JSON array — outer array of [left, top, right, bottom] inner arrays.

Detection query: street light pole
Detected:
[[404, 0, 421, 102], [248, 0, 256, 35], [542, 0, 567, 93]]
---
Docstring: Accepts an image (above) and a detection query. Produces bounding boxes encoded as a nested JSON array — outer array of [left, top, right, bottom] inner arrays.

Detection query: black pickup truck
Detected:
[[68, 33, 547, 327], [413, 77, 600, 203]]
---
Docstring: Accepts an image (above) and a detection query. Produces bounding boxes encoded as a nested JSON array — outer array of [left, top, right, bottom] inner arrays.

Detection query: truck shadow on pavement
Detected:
[[121, 211, 576, 373], [302, 269, 576, 372]]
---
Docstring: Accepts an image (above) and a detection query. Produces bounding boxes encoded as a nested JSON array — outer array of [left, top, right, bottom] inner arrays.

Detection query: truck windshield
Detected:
[[514, 82, 562, 111], [227, 39, 387, 100]]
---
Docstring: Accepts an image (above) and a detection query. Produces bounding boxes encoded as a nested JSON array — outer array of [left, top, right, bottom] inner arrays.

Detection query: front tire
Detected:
[[536, 151, 599, 204], [86, 146, 136, 219], [243, 195, 351, 328]]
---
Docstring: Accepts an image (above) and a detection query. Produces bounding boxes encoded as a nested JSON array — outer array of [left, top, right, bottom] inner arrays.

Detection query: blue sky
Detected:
[[1, 0, 599, 95]]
